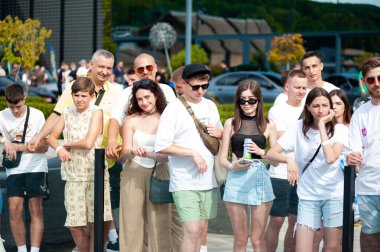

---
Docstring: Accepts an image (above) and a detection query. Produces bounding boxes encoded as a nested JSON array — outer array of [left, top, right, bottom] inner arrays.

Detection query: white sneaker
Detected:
[[0, 235, 6, 252], [72, 247, 79, 252]]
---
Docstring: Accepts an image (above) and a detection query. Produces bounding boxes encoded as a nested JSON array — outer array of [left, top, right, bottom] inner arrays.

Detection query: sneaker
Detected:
[[106, 239, 119, 252], [0, 235, 6, 252], [72, 247, 80, 252]]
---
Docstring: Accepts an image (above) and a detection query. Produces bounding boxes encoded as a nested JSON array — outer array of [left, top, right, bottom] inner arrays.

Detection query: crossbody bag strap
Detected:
[[94, 88, 105, 106], [21, 106, 30, 143], [302, 144, 322, 174], [178, 95, 200, 123]]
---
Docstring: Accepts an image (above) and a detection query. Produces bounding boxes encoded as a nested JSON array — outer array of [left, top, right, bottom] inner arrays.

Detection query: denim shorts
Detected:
[[357, 195, 380, 234], [172, 188, 217, 222], [223, 160, 275, 205], [297, 198, 343, 230]]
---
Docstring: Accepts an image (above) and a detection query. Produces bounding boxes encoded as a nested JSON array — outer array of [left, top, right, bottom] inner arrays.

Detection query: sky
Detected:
[[312, 0, 380, 8]]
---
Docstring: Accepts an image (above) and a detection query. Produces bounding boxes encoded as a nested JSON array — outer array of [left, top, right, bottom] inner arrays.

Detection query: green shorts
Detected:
[[172, 188, 217, 222]]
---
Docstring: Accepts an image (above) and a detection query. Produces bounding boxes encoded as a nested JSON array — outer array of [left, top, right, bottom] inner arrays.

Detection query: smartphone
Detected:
[[240, 159, 253, 165]]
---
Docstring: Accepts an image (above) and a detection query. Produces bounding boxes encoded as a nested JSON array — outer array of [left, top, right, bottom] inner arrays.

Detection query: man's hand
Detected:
[[105, 140, 122, 159], [192, 151, 208, 174], [206, 124, 222, 139], [4, 140, 17, 161], [347, 152, 362, 166], [27, 137, 41, 152]]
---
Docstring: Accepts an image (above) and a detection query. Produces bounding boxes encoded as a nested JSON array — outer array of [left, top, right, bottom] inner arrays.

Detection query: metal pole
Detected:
[[93, 0, 98, 52], [335, 34, 342, 74], [342, 165, 355, 252], [94, 148, 105, 252], [185, 0, 193, 65], [59, 0, 65, 65], [164, 45, 173, 77]]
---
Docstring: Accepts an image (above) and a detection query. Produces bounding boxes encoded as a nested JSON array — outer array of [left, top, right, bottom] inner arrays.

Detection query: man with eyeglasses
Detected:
[[155, 63, 223, 252], [265, 69, 308, 252], [347, 57, 380, 252]]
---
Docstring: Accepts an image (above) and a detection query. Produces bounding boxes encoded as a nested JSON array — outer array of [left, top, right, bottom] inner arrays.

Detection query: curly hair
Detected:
[[302, 87, 335, 139], [126, 78, 167, 115]]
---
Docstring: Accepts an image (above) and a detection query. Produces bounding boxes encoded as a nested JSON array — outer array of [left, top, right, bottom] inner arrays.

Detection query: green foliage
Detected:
[[353, 53, 377, 68], [0, 96, 54, 119], [170, 44, 209, 70]]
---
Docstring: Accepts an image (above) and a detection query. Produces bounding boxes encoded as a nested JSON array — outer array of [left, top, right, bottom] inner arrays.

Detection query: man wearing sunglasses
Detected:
[[347, 57, 380, 252], [155, 63, 223, 252], [302, 51, 339, 92]]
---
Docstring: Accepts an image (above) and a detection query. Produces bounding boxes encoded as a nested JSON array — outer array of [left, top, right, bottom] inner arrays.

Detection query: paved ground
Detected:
[[1, 145, 361, 251]]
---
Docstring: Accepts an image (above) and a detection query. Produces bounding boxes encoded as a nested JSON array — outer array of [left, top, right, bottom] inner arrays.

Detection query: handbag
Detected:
[[2, 106, 30, 169], [302, 144, 321, 174], [149, 162, 174, 204], [178, 96, 220, 156]]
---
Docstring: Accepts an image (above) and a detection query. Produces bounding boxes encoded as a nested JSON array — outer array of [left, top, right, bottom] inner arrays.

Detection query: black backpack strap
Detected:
[[21, 106, 30, 143], [95, 88, 105, 105], [302, 144, 321, 174]]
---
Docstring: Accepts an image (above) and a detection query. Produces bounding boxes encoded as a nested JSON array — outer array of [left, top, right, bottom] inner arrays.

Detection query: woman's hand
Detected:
[[318, 109, 335, 127], [57, 148, 71, 162], [229, 159, 252, 171], [287, 157, 299, 186], [245, 141, 266, 156], [132, 146, 147, 157]]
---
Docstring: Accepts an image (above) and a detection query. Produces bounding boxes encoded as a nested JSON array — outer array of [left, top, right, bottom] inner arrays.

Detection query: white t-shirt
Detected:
[[111, 83, 176, 126], [155, 97, 222, 192], [274, 92, 288, 105], [278, 121, 348, 200], [0, 107, 48, 176], [268, 102, 303, 179], [349, 101, 380, 195]]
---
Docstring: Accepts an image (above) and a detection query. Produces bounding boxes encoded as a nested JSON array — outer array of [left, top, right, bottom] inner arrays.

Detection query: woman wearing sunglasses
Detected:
[[266, 88, 349, 252], [219, 79, 277, 251], [117, 78, 172, 251]]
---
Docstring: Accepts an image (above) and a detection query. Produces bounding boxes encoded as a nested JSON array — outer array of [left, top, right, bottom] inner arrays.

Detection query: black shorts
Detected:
[[288, 184, 298, 215], [6, 172, 49, 199], [269, 178, 292, 217], [108, 163, 122, 209]]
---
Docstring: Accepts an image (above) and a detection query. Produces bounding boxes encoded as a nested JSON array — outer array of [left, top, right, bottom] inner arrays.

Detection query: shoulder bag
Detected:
[[302, 144, 321, 174], [178, 96, 220, 156], [149, 162, 174, 204], [2, 106, 30, 169]]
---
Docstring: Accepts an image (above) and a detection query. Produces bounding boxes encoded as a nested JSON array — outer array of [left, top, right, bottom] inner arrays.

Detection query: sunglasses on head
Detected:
[[133, 78, 153, 87], [136, 65, 154, 74], [238, 98, 258, 105], [185, 81, 210, 91], [365, 75, 380, 85]]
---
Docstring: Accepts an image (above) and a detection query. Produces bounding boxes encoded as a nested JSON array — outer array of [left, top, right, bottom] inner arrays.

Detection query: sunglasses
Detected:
[[136, 65, 154, 74], [365, 75, 380, 85], [185, 81, 210, 91], [238, 98, 258, 105], [133, 78, 153, 87]]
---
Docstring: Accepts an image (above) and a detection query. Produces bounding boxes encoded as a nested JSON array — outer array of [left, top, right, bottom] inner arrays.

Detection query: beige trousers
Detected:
[[119, 161, 182, 252]]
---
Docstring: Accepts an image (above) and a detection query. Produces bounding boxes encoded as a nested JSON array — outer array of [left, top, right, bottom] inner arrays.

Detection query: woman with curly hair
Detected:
[[117, 78, 171, 251]]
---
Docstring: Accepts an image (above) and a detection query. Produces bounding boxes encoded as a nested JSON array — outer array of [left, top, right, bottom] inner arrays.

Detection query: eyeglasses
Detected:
[[135, 65, 154, 74], [365, 75, 380, 85], [238, 98, 258, 105], [185, 81, 210, 91]]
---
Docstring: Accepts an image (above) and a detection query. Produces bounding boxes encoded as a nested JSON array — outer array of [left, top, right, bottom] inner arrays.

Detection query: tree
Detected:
[[0, 15, 52, 93], [170, 44, 209, 71], [268, 33, 305, 70]]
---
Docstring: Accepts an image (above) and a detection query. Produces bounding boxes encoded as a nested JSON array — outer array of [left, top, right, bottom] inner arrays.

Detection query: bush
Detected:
[[0, 96, 54, 119]]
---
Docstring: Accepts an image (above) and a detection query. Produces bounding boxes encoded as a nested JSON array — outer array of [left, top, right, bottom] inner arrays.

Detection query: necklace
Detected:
[[142, 109, 157, 116], [241, 114, 256, 122]]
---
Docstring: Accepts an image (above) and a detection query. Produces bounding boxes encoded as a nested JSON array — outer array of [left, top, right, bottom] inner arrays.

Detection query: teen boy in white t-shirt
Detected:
[[155, 63, 223, 252], [0, 83, 48, 252]]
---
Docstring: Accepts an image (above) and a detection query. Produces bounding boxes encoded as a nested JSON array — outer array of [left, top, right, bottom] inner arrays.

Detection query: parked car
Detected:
[[324, 73, 369, 111], [0, 76, 57, 103], [208, 71, 284, 103]]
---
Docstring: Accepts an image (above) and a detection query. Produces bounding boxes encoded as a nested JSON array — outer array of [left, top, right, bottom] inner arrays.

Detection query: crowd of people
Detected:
[[0, 48, 379, 252]]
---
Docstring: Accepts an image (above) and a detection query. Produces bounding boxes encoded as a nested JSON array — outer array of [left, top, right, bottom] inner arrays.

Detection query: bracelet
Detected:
[[322, 140, 330, 146], [55, 146, 63, 153]]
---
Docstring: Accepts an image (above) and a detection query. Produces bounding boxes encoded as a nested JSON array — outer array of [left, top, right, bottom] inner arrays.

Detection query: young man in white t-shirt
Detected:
[[265, 69, 308, 252], [302, 51, 339, 92], [0, 84, 48, 252], [155, 63, 223, 252], [347, 57, 380, 251]]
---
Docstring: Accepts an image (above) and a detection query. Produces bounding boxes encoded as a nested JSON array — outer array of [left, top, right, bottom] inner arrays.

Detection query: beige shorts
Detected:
[[64, 180, 113, 227]]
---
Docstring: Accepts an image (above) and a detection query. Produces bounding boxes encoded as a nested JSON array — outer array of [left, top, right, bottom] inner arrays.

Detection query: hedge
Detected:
[[218, 103, 273, 124]]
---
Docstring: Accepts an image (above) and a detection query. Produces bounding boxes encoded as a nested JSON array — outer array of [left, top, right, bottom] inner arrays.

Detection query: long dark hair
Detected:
[[329, 89, 351, 125], [127, 78, 167, 115], [232, 79, 267, 133], [302, 87, 335, 139]]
